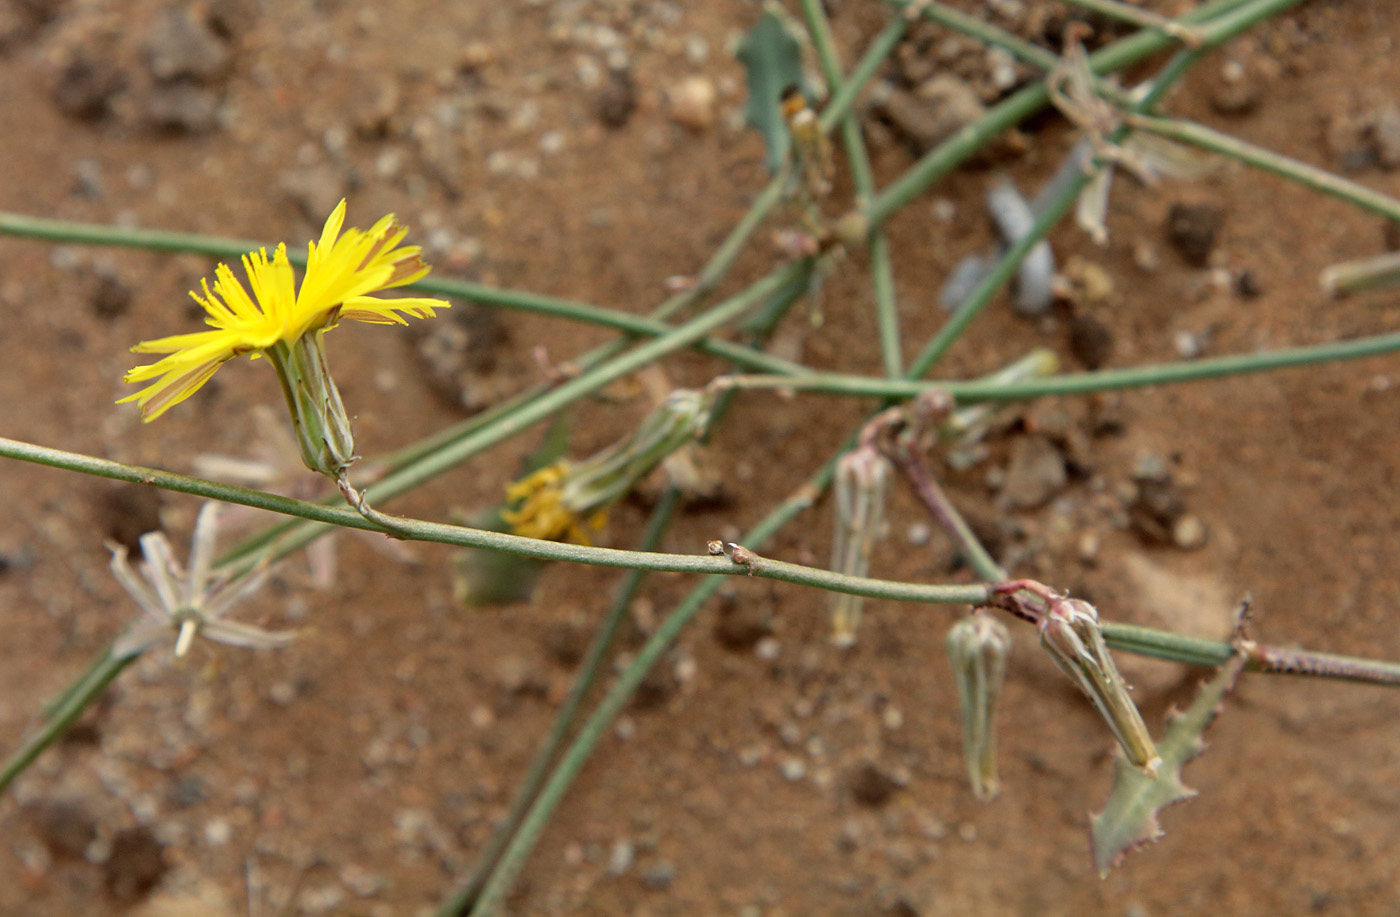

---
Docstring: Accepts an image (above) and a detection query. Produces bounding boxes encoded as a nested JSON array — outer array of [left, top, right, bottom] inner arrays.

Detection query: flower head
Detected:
[[502, 390, 711, 545], [108, 503, 294, 659], [120, 200, 448, 421]]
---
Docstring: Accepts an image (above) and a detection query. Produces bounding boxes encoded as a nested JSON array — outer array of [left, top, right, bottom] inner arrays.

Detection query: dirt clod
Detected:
[[25, 800, 97, 860], [1166, 202, 1224, 266], [848, 762, 900, 808], [102, 826, 167, 902], [97, 485, 163, 556], [1068, 312, 1113, 369], [596, 66, 637, 128], [51, 54, 125, 121]]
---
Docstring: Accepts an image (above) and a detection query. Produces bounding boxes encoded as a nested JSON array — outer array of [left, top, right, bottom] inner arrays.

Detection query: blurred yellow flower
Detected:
[[120, 200, 448, 421], [502, 462, 608, 545]]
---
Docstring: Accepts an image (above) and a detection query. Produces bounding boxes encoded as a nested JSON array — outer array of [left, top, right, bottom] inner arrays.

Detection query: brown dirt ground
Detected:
[[3, 1, 1400, 915]]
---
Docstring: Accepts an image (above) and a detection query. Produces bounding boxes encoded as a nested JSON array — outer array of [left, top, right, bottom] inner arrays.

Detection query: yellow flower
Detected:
[[120, 200, 448, 421], [501, 463, 608, 545]]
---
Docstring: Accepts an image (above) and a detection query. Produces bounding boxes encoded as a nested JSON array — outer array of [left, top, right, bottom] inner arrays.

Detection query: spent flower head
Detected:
[[108, 503, 294, 660]]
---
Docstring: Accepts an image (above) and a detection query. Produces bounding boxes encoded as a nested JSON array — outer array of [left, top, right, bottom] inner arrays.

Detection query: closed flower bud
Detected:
[[1039, 598, 1160, 774], [828, 446, 890, 647], [947, 612, 1012, 800]]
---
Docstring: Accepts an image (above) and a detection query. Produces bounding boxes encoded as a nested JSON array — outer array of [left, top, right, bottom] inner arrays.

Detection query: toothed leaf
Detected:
[[1090, 653, 1246, 876], [736, 2, 807, 174]]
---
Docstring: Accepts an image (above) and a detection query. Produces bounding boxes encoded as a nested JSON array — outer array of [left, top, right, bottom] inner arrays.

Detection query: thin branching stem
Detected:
[[1129, 113, 1400, 223], [802, 0, 906, 377], [443, 490, 680, 914], [718, 328, 1400, 401], [461, 8, 1328, 907], [866, 0, 1302, 229], [0, 435, 986, 606], [0, 652, 133, 795]]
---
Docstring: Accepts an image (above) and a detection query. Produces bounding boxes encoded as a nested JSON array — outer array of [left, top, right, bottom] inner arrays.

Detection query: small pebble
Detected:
[[607, 838, 635, 875], [1174, 329, 1202, 359], [1172, 514, 1208, 550], [780, 758, 807, 782], [640, 861, 677, 891], [1069, 313, 1113, 370], [669, 75, 717, 130]]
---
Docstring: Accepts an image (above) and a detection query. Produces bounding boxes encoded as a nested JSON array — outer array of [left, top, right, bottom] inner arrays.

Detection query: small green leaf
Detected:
[[1090, 652, 1247, 877], [736, 2, 808, 174]]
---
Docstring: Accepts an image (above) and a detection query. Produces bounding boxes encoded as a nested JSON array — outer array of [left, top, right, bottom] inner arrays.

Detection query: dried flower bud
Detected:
[[947, 612, 1012, 800], [829, 446, 890, 647], [1039, 598, 1160, 774]]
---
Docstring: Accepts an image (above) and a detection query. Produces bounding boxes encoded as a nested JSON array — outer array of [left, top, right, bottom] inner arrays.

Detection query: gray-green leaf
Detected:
[[736, 2, 808, 173], [1089, 652, 1246, 876]]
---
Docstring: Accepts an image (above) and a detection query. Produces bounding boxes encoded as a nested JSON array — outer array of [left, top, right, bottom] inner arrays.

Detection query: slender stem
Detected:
[[468, 454, 843, 916], [802, 0, 906, 376], [0, 211, 804, 377], [818, 12, 910, 136], [443, 490, 679, 915], [1102, 623, 1400, 686], [887, 447, 1005, 581], [866, 0, 1301, 229], [717, 328, 1400, 401], [0, 435, 988, 607], [910, 2, 1060, 72], [1, 652, 134, 795], [1130, 114, 1400, 223], [1060, 0, 1204, 42]]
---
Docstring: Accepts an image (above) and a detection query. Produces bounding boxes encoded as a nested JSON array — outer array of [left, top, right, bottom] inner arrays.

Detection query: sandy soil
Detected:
[[2, 1, 1400, 915]]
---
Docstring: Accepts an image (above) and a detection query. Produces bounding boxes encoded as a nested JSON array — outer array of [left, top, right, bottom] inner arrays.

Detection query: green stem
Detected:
[[1, 651, 134, 795], [0, 435, 987, 607], [802, 1, 906, 376], [468, 455, 843, 916], [817, 11, 910, 136], [443, 490, 680, 914], [1060, 0, 1205, 42], [0, 211, 802, 377], [717, 328, 1400, 401], [909, 2, 1060, 72], [1130, 113, 1400, 223], [866, 0, 1300, 229]]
